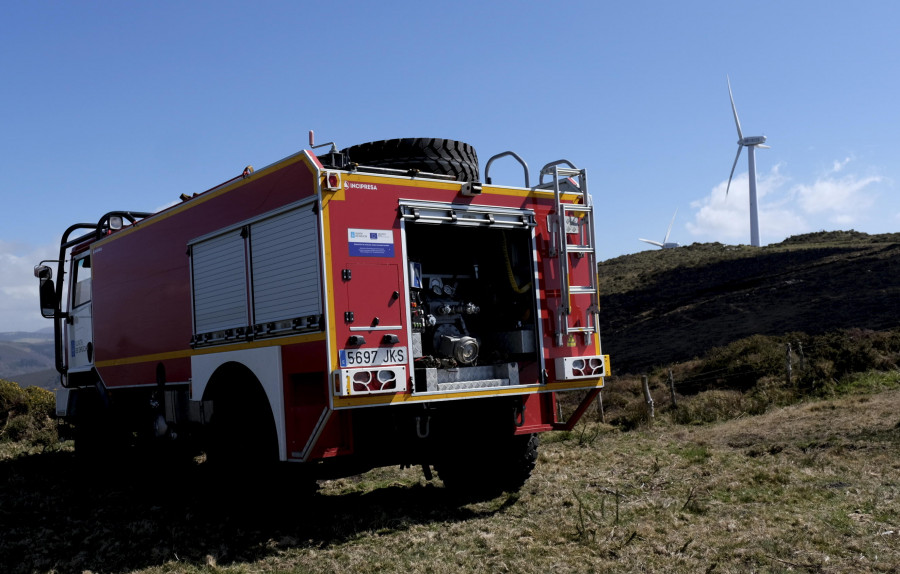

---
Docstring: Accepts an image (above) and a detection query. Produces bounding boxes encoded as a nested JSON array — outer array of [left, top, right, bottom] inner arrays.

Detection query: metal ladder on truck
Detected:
[[538, 161, 600, 347]]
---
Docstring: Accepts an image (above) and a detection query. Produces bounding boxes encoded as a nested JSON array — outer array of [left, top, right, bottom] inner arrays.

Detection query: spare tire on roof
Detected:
[[342, 138, 479, 182]]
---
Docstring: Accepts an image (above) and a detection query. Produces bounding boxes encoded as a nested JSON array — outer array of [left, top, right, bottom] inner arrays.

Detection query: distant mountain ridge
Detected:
[[0, 328, 57, 390], [0, 327, 53, 343], [599, 231, 900, 374]]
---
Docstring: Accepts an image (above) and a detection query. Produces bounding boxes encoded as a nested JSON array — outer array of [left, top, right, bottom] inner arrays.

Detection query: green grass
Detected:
[[4, 324, 900, 574]]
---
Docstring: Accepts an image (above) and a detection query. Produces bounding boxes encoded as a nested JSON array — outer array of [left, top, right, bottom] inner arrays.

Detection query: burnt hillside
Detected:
[[598, 231, 900, 374]]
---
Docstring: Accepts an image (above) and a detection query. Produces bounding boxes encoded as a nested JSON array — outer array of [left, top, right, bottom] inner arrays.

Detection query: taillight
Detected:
[[555, 355, 607, 380], [352, 369, 398, 393], [336, 366, 407, 396]]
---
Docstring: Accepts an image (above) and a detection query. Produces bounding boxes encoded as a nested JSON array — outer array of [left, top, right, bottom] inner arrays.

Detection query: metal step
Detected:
[[437, 379, 507, 392], [423, 363, 520, 393], [545, 166, 583, 179]]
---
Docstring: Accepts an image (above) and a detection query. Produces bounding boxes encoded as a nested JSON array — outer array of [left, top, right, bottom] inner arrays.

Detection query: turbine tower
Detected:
[[726, 76, 769, 247]]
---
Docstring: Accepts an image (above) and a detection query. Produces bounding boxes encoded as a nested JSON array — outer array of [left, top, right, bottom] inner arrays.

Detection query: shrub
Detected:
[[0, 379, 58, 447], [677, 334, 791, 393], [24, 385, 55, 415]]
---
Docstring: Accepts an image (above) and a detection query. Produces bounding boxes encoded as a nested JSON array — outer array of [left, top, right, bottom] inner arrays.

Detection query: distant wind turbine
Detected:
[[726, 75, 769, 248], [639, 209, 680, 249]]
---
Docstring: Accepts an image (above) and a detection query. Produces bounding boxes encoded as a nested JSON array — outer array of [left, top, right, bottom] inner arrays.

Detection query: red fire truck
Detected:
[[35, 136, 608, 495]]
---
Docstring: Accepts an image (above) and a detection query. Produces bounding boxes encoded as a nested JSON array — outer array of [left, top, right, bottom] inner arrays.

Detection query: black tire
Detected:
[[198, 366, 288, 511], [342, 138, 479, 182], [435, 433, 539, 499], [72, 389, 130, 468], [205, 380, 279, 473], [73, 414, 111, 463]]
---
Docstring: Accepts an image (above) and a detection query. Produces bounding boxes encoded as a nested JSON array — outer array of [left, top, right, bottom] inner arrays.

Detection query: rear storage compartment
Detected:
[[402, 206, 541, 394]]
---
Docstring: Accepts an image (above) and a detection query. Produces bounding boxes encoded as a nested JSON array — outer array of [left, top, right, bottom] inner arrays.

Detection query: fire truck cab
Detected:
[[35, 136, 608, 496]]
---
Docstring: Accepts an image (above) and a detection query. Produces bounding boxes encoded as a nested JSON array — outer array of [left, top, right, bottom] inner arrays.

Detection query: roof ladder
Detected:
[[539, 162, 599, 347]]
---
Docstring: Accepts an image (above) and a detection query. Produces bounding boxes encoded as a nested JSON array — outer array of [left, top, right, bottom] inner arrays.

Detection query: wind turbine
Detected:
[[726, 76, 769, 247], [639, 209, 680, 249]]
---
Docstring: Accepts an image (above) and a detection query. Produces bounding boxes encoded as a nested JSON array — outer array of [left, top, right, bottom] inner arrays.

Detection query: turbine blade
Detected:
[[664, 209, 678, 243], [756, 144, 771, 149], [639, 238, 664, 248], [727, 76, 743, 140], [726, 145, 742, 197]]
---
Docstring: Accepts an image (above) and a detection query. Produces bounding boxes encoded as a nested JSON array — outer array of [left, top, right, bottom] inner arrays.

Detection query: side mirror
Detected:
[[34, 265, 57, 318]]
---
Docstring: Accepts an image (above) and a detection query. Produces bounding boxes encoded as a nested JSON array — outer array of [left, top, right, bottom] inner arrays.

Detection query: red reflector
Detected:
[[328, 174, 339, 188]]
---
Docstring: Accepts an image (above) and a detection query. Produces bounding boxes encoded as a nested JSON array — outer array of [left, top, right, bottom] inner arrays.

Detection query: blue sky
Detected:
[[2, 1, 898, 332]]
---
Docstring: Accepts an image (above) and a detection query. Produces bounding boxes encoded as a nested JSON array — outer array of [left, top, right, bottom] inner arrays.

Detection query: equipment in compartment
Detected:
[[406, 225, 538, 392]]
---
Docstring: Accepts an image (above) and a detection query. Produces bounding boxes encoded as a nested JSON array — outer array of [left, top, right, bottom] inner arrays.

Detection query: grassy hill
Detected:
[[599, 230, 900, 374]]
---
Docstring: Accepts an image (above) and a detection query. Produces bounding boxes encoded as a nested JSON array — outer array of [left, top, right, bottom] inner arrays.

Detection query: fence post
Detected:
[[785, 343, 793, 385], [642, 375, 655, 419], [668, 368, 677, 408], [596, 390, 606, 423]]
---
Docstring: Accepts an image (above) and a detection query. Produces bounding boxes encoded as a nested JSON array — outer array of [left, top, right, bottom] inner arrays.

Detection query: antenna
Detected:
[[725, 76, 769, 247]]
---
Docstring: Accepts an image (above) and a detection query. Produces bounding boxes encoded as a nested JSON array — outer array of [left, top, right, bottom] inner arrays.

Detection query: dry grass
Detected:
[[3, 382, 899, 573]]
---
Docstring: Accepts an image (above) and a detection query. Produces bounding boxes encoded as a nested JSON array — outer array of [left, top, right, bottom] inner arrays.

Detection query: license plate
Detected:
[[339, 347, 408, 368]]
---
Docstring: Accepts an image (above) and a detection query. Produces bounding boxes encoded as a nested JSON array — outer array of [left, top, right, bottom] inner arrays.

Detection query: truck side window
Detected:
[[73, 256, 92, 308]]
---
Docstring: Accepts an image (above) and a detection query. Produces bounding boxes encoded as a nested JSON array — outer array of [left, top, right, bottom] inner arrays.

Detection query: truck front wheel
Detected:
[[72, 388, 130, 466]]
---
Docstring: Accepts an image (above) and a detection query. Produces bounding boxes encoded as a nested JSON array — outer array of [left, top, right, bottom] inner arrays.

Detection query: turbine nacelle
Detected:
[[638, 209, 680, 249], [739, 135, 767, 146], [639, 240, 680, 249]]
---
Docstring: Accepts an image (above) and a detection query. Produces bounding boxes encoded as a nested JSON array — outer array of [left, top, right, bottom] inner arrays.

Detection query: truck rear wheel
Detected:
[[435, 432, 539, 499], [204, 372, 279, 472], [342, 138, 479, 182]]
